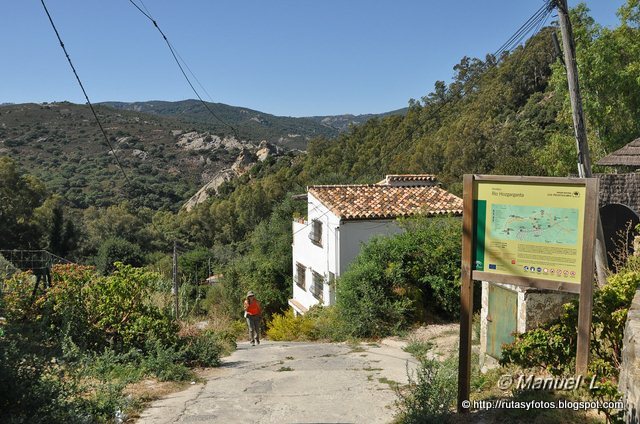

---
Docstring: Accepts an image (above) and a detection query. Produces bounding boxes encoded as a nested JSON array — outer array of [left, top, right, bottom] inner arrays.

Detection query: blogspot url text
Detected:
[[461, 399, 624, 411]]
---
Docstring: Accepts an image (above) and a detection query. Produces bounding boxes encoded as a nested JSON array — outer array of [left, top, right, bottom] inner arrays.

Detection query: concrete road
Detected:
[[136, 340, 418, 424]]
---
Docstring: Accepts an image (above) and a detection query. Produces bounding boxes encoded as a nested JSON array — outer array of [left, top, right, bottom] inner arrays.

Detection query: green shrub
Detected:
[[0, 338, 88, 424], [403, 339, 434, 361], [501, 270, 639, 423], [337, 257, 412, 338], [336, 216, 461, 338], [96, 237, 143, 275], [266, 306, 346, 341], [142, 340, 192, 382], [304, 305, 347, 341], [46, 264, 97, 349], [179, 330, 225, 367], [501, 270, 640, 375], [82, 263, 178, 351], [395, 356, 457, 424], [1, 271, 39, 321]]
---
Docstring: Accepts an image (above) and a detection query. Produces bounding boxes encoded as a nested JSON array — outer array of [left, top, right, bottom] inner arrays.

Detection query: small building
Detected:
[[204, 274, 223, 285], [596, 137, 640, 262], [289, 175, 463, 315]]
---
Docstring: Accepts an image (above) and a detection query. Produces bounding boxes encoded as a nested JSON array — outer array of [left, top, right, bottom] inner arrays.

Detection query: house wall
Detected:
[[598, 173, 640, 214], [291, 194, 405, 312], [338, 220, 403, 275], [291, 194, 340, 312]]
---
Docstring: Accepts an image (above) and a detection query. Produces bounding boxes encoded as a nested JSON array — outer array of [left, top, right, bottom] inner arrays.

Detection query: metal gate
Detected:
[[486, 283, 518, 359]]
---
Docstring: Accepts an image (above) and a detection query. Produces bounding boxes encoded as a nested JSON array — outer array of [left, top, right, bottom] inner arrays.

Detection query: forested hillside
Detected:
[[169, 2, 640, 315], [101, 100, 337, 149], [0, 102, 285, 210], [2, 2, 639, 307]]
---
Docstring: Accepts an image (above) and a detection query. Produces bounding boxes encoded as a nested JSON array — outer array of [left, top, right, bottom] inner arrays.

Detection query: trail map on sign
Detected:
[[491, 205, 579, 245], [472, 180, 589, 284]]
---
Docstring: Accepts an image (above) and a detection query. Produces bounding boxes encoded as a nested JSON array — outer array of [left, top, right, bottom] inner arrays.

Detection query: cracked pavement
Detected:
[[136, 340, 418, 424]]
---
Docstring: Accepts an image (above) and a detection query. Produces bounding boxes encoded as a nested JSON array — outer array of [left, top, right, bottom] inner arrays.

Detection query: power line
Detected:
[[39, 0, 132, 187], [126, 0, 240, 139], [493, 1, 554, 58], [365, 0, 555, 173], [40, 0, 182, 250]]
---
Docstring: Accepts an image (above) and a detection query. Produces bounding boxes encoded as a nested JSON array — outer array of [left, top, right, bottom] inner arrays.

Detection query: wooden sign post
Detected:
[[457, 175, 598, 412]]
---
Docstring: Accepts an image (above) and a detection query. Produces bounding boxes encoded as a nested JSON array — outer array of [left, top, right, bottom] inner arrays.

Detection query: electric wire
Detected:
[[39, 0, 186, 249], [126, 0, 240, 139], [39, 0, 132, 187], [493, 1, 554, 58], [365, 0, 555, 173]]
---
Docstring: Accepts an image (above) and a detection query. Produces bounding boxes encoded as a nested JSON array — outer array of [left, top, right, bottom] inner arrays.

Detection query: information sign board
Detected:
[[473, 180, 589, 287]]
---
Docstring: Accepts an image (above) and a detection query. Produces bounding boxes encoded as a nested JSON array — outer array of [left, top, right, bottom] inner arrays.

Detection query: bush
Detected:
[[45, 265, 97, 349], [395, 356, 457, 424], [1, 271, 39, 321], [266, 306, 346, 341], [96, 237, 143, 275], [142, 340, 192, 382], [83, 263, 178, 351], [0, 338, 89, 424], [336, 216, 461, 338], [267, 309, 316, 341], [179, 330, 226, 367], [501, 270, 640, 423], [501, 270, 640, 375]]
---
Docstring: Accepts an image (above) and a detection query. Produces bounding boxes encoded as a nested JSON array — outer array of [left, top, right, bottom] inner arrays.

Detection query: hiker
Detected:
[[243, 291, 262, 345]]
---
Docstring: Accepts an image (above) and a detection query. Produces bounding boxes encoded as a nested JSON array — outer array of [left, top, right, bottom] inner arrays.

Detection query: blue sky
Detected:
[[1, 1, 626, 117]]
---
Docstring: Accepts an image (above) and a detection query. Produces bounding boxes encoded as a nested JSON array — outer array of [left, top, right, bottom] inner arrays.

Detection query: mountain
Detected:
[[100, 100, 406, 147], [306, 108, 408, 132], [0, 102, 285, 211], [100, 100, 335, 150], [0, 100, 405, 211]]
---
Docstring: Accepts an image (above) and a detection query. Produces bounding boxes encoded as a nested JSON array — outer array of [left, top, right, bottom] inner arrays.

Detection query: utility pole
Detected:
[[556, 0, 608, 288], [172, 241, 179, 319]]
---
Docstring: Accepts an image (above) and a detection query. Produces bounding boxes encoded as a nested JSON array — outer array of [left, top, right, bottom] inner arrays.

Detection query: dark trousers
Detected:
[[246, 314, 261, 343]]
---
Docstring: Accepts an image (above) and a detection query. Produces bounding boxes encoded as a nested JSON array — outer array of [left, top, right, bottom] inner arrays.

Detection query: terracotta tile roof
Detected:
[[308, 184, 463, 220], [597, 138, 640, 167], [377, 174, 438, 185]]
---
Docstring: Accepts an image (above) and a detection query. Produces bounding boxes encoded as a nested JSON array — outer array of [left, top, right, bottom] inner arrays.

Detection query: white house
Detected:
[[289, 174, 463, 315]]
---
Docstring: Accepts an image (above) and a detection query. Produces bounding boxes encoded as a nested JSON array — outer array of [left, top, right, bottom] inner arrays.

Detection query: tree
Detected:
[[0, 156, 47, 249], [95, 237, 143, 275]]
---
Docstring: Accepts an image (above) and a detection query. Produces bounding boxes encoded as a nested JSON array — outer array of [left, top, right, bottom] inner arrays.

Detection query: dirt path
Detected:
[[136, 340, 418, 424]]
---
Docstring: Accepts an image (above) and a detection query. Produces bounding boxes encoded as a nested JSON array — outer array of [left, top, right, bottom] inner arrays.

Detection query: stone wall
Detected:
[[598, 173, 640, 213], [619, 288, 640, 424]]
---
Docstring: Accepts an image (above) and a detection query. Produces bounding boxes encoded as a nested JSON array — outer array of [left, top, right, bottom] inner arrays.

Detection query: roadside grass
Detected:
[[276, 366, 294, 372], [379, 377, 401, 390], [347, 340, 366, 353], [403, 339, 434, 361], [394, 324, 605, 424]]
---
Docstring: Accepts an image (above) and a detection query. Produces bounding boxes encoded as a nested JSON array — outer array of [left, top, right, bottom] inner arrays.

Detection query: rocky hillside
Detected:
[[100, 100, 406, 145], [0, 102, 283, 211], [101, 100, 336, 150]]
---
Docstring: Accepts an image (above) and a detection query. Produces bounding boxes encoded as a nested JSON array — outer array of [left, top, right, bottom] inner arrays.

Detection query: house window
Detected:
[[295, 263, 306, 289], [311, 271, 324, 302], [308, 219, 322, 246]]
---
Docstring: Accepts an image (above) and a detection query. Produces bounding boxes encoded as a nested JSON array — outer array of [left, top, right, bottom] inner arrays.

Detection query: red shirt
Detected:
[[244, 299, 261, 316]]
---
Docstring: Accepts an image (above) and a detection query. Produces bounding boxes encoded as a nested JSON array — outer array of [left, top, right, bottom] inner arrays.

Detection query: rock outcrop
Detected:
[[182, 169, 236, 212]]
